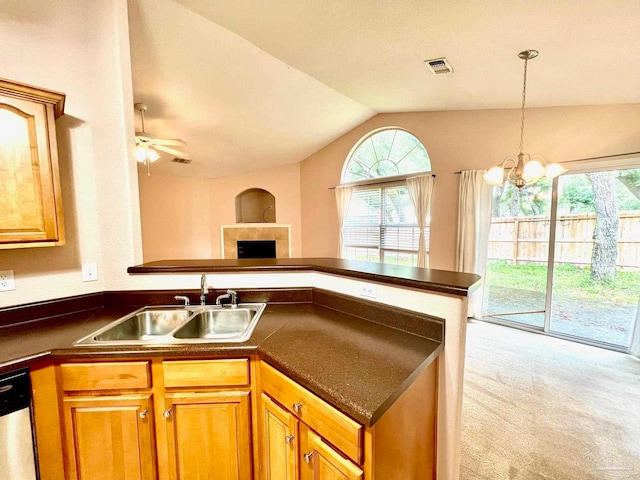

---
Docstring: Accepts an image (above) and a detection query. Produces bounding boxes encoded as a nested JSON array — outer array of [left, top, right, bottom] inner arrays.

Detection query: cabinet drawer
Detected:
[[61, 362, 151, 391], [163, 358, 249, 388], [260, 361, 363, 464]]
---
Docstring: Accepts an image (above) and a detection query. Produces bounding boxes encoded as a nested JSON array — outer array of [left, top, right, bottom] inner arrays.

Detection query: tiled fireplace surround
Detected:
[[221, 224, 291, 259]]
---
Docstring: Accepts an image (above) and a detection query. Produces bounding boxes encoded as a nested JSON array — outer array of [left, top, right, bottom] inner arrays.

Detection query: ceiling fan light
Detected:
[[147, 148, 160, 162], [545, 163, 567, 179], [484, 166, 505, 186], [135, 146, 148, 163]]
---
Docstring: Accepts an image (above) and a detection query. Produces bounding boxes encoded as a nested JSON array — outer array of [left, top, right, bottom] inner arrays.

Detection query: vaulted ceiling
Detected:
[[128, 0, 640, 178]]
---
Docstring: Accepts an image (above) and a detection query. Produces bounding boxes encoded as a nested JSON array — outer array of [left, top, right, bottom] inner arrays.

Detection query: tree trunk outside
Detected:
[[587, 172, 619, 282], [509, 187, 520, 217]]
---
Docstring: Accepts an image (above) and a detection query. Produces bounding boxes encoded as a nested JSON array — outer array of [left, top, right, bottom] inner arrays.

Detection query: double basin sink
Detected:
[[75, 303, 266, 346]]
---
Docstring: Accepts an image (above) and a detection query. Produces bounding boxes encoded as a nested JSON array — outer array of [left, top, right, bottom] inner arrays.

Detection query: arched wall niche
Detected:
[[235, 188, 276, 223]]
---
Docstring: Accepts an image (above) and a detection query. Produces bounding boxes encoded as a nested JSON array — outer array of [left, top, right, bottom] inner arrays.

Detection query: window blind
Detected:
[[342, 184, 429, 266]]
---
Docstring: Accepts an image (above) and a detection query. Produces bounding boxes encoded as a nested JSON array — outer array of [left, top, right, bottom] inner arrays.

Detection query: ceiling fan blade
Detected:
[[152, 138, 186, 147], [155, 144, 191, 160]]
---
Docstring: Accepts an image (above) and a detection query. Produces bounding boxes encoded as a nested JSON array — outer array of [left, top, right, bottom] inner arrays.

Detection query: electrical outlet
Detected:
[[82, 262, 98, 282], [0, 270, 16, 292], [359, 282, 377, 299]]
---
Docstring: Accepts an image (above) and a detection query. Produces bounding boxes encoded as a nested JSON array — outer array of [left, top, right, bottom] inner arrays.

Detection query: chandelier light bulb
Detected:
[[483, 166, 506, 186], [545, 163, 568, 179], [523, 159, 544, 182]]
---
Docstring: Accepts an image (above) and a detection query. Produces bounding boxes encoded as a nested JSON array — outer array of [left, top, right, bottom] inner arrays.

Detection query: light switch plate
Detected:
[[82, 262, 98, 282], [0, 270, 16, 291]]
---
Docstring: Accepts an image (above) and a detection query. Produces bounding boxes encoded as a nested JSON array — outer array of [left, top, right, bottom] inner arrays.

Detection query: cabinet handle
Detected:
[[139, 409, 148, 419], [292, 402, 303, 413], [285, 435, 295, 445], [303, 452, 313, 464], [163, 408, 172, 418]]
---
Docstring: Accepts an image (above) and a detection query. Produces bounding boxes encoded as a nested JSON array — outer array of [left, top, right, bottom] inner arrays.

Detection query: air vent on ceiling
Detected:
[[172, 157, 191, 164], [424, 57, 453, 75]]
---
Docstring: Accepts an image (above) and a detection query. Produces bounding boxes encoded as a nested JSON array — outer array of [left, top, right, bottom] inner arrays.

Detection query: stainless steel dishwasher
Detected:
[[0, 369, 38, 480]]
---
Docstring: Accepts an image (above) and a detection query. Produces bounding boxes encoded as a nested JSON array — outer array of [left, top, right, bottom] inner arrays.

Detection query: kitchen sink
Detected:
[[93, 308, 191, 341], [173, 306, 260, 341], [74, 303, 266, 346]]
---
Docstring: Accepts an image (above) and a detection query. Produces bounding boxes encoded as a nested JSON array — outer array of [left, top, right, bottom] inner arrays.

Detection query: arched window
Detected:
[[339, 128, 432, 267], [342, 128, 431, 183]]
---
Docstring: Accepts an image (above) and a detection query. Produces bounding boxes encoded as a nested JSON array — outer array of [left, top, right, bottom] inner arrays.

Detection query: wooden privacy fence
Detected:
[[487, 211, 640, 271]]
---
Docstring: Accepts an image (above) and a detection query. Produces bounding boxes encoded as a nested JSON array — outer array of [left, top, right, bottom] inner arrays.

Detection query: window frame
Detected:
[[341, 180, 429, 266], [339, 127, 432, 267]]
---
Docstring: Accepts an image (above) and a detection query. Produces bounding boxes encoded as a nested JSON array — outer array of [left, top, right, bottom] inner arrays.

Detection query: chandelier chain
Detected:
[[483, 49, 567, 189], [519, 56, 528, 154]]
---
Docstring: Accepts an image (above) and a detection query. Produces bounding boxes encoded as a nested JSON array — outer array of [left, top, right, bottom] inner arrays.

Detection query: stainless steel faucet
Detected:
[[174, 295, 190, 306], [200, 274, 208, 305], [216, 289, 238, 308]]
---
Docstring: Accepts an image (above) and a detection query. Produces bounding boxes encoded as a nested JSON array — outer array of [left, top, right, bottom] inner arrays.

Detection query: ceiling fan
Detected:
[[134, 102, 190, 175]]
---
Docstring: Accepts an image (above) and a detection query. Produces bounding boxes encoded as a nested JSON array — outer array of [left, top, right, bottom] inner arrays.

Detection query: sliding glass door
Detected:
[[482, 180, 552, 328], [549, 169, 640, 347], [482, 164, 640, 351]]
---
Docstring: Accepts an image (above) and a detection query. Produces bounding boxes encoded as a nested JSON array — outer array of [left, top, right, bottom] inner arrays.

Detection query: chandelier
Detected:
[[484, 50, 566, 189]]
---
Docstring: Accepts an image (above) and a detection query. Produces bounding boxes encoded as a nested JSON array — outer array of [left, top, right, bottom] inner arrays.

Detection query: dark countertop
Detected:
[[128, 257, 480, 297], [0, 292, 442, 427]]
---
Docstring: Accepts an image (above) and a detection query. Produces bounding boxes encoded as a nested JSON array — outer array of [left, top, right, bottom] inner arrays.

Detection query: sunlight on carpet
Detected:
[[461, 320, 640, 480]]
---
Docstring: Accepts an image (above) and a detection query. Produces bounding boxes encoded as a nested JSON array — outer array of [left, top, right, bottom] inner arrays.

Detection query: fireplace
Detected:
[[221, 224, 290, 259], [237, 240, 276, 259]]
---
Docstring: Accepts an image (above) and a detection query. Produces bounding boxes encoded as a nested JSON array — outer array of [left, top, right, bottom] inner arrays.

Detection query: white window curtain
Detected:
[[406, 174, 434, 268], [631, 297, 640, 358], [335, 185, 353, 257], [456, 170, 493, 318]]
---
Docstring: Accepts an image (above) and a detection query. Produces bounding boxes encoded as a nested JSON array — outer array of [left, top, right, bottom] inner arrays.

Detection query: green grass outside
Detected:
[[486, 260, 640, 304]]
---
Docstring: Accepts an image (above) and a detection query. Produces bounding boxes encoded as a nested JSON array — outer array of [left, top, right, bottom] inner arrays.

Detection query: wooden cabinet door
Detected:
[[299, 424, 363, 480], [261, 393, 298, 480], [164, 391, 252, 480], [62, 394, 156, 480], [0, 86, 65, 247]]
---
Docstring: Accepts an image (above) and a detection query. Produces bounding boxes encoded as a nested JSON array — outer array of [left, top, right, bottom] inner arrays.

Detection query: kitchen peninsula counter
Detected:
[[0, 289, 442, 427], [4, 258, 477, 480], [127, 257, 480, 297]]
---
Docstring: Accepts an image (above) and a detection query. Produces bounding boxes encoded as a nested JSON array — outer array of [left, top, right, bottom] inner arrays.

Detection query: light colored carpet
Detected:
[[461, 320, 640, 480]]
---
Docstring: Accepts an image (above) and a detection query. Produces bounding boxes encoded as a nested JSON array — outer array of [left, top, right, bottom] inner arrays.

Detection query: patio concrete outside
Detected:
[[484, 285, 637, 348]]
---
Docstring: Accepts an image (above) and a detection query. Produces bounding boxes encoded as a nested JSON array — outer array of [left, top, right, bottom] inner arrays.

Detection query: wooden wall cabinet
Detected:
[[0, 78, 66, 249], [57, 358, 254, 480]]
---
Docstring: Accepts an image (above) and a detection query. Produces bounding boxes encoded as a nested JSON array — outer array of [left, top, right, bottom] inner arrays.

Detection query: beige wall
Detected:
[[0, 0, 142, 307], [2, 2, 638, 309], [139, 162, 302, 261], [300, 104, 640, 270], [209, 162, 302, 258], [139, 173, 213, 260]]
